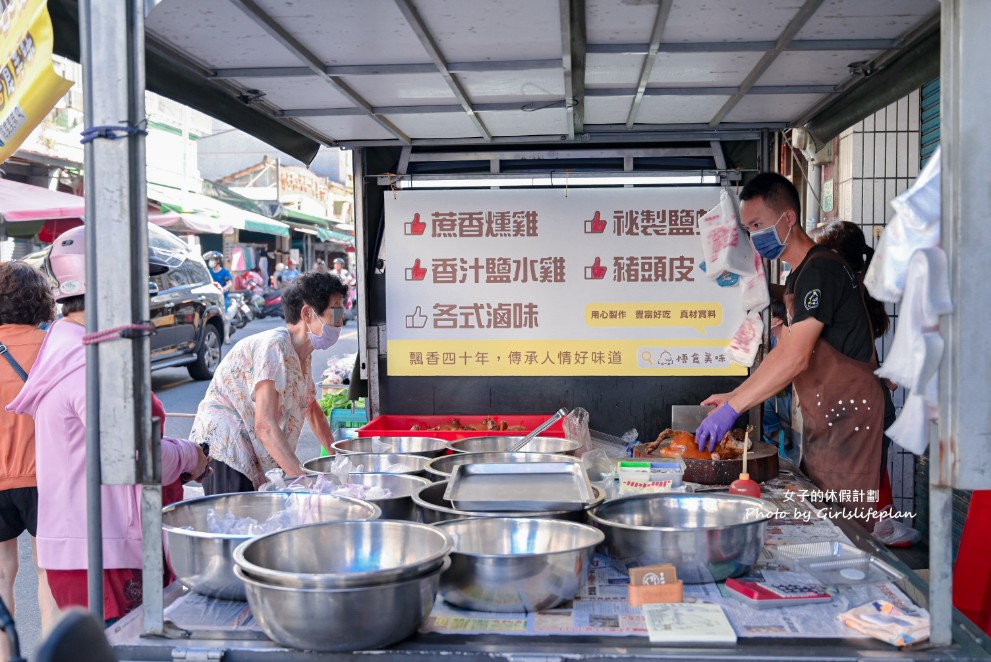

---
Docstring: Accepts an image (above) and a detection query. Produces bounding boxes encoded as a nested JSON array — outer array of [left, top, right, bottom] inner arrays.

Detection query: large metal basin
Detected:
[[236, 559, 447, 652], [332, 436, 449, 459], [234, 519, 452, 589], [425, 451, 579, 482], [587, 493, 775, 583], [304, 453, 431, 477], [447, 436, 582, 455], [413, 480, 603, 524], [434, 517, 602, 612], [162, 492, 380, 600], [348, 473, 432, 520]]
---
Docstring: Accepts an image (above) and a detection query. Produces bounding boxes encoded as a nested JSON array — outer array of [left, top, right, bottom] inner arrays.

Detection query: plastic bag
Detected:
[[727, 311, 764, 367], [582, 448, 615, 484], [698, 188, 756, 281], [330, 454, 360, 483], [259, 467, 287, 492], [873, 516, 922, 546], [562, 407, 592, 456], [864, 147, 941, 302], [622, 429, 639, 457]]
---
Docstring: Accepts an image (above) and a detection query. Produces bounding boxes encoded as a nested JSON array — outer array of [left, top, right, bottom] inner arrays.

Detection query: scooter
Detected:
[[256, 288, 285, 319], [233, 292, 253, 328]]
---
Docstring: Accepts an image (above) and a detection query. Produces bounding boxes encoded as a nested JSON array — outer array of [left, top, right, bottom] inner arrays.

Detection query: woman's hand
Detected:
[[192, 444, 212, 482]]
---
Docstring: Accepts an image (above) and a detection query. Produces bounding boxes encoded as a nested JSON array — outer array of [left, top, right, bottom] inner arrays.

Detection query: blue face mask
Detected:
[[750, 212, 792, 260]]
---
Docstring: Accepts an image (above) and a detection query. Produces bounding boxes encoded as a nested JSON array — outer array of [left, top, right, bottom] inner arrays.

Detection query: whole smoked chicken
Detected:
[[644, 428, 750, 461]]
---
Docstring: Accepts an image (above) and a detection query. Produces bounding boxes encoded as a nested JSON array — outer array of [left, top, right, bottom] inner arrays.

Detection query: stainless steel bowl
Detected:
[[447, 436, 582, 455], [587, 493, 775, 583], [332, 436, 449, 459], [434, 517, 603, 612], [234, 519, 452, 589], [347, 473, 432, 520], [236, 558, 447, 652], [413, 480, 604, 524], [304, 453, 431, 477], [425, 451, 580, 482], [162, 492, 380, 600]]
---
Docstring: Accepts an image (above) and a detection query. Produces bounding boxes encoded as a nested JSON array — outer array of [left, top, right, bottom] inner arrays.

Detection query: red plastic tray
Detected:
[[357, 414, 565, 440]]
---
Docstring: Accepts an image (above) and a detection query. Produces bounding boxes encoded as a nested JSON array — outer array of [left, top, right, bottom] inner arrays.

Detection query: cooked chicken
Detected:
[[643, 426, 753, 461]]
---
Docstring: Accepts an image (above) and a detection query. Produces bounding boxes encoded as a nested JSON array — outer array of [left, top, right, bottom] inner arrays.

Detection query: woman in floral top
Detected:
[[191, 272, 348, 493]]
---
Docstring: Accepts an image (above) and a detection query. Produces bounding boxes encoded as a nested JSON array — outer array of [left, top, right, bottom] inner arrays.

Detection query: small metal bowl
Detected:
[[425, 451, 580, 482], [236, 558, 448, 652], [588, 493, 776, 583], [447, 436, 582, 455], [234, 519, 453, 589], [162, 492, 380, 600], [434, 517, 603, 612], [304, 453, 431, 477], [332, 436, 449, 459], [413, 480, 604, 524]]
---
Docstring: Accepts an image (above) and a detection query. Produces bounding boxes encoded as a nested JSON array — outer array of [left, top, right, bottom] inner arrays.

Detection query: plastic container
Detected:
[[617, 459, 685, 495], [357, 415, 565, 441]]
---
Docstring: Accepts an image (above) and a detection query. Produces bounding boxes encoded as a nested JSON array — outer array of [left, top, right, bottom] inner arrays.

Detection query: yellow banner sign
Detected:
[[0, 0, 73, 163], [387, 339, 748, 377]]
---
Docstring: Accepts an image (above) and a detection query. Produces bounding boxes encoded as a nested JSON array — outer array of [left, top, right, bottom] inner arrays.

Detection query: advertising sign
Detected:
[[384, 188, 749, 377], [0, 0, 73, 163]]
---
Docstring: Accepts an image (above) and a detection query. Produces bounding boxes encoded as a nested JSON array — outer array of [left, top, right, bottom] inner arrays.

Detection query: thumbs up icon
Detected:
[[405, 258, 427, 281], [584, 211, 606, 234], [585, 257, 607, 280], [404, 212, 426, 236], [405, 306, 428, 329]]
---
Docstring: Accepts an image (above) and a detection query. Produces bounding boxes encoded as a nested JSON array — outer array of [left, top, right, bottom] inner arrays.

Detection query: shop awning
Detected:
[[280, 208, 331, 229], [148, 183, 290, 237], [0, 178, 85, 222], [317, 228, 356, 244]]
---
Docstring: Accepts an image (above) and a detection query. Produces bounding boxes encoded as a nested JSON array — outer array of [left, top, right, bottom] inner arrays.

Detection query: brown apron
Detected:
[[785, 251, 884, 505]]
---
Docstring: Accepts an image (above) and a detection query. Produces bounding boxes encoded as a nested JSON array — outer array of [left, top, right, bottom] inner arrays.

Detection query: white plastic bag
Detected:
[[698, 188, 756, 281], [864, 148, 941, 302], [727, 311, 764, 367], [873, 517, 922, 546], [740, 248, 769, 314]]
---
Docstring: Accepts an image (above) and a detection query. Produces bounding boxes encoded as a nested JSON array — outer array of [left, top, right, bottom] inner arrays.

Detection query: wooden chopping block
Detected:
[[632, 441, 779, 486]]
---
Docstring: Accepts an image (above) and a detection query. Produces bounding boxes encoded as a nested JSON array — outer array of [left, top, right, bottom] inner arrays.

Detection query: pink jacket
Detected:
[[6, 320, 201, 571]]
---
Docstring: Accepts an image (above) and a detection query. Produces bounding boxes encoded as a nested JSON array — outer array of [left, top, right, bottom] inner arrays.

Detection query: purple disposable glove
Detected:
[[695, 403, 740, 452]]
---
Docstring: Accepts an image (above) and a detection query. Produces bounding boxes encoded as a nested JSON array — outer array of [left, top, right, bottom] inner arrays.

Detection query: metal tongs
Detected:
[[510, 408, 570, 452]]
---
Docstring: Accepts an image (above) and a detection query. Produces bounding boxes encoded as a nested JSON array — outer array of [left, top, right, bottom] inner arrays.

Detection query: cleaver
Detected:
[[671, 405, 714, 432]]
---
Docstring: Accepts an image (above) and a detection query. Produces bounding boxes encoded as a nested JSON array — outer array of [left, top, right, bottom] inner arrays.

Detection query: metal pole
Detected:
[[79, 0, 153, 625], [77, 0, 103, 621], [935, 0, 991, 648]]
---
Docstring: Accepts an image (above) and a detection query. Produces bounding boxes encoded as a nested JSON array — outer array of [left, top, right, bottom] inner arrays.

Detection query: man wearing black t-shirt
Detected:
[[695, 173, 884, 511]]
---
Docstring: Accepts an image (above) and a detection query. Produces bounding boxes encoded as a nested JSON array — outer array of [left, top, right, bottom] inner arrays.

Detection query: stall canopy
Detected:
[[0, 178, 85, 238], [147, 183, 291, 237], [47, 0, 940, 160], [279, 207, 355, 244]]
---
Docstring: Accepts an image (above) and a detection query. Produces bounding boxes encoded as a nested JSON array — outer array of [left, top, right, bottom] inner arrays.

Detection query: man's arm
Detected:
[[721, 317, 823, 413], [306, 398, 336, 455], [254, 379, 305, 476]]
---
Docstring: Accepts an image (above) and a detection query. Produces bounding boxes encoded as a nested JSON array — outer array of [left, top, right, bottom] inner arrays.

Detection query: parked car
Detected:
[[19, 224, 227, 380]]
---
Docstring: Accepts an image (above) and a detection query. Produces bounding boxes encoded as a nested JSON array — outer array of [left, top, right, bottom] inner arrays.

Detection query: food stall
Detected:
[[41, 0, 991, 659]]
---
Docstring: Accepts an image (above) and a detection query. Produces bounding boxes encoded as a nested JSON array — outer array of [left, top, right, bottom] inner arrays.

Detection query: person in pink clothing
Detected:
[[6, 226, 210, 623]]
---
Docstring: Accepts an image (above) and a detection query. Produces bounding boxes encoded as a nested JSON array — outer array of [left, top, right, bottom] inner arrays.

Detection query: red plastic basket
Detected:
[[356, 414, 565, 441]]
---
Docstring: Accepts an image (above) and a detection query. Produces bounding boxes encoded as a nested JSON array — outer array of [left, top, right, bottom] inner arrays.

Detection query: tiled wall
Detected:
[[835, 90, 921, 516]]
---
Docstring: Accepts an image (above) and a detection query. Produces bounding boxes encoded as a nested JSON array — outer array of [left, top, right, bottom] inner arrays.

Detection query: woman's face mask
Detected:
[[750, 212, 792, 260], [307, 307, 343, 350]]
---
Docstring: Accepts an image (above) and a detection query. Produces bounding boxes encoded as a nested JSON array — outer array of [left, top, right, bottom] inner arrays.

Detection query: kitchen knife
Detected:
[[671, 405, 714, 431]]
